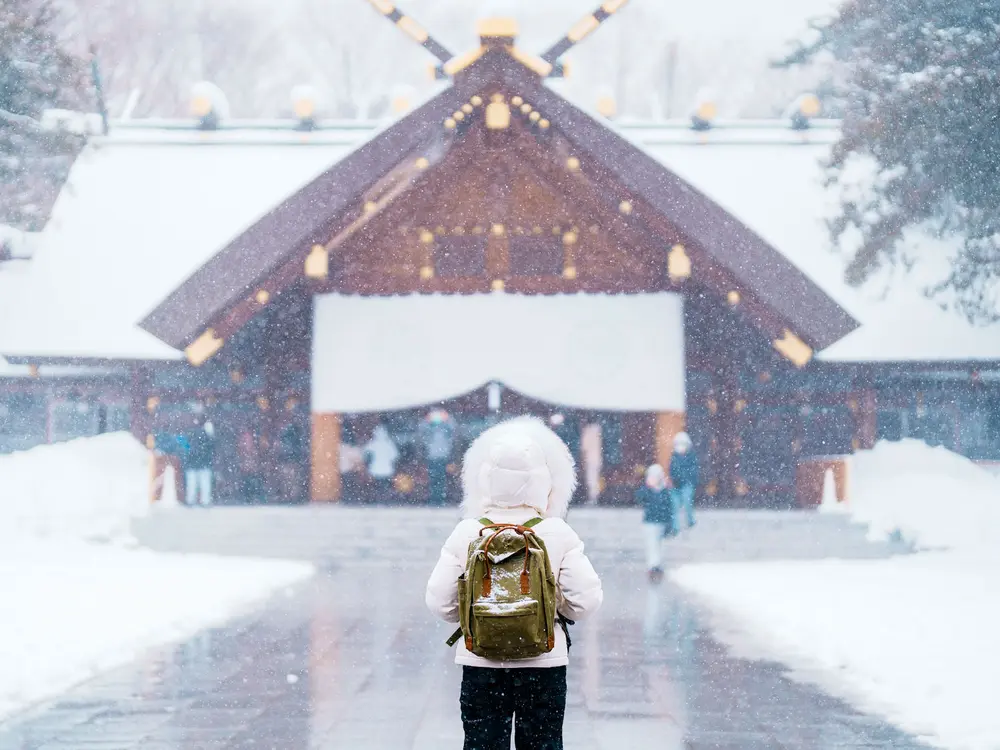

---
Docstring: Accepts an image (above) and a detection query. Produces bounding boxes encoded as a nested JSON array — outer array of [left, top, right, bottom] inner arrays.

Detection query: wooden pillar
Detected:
[[311, 412, 341, 502], [714, 367, 742, 507], [128, 366, 152, 445], [856, 388, 877, 451], [655, 411, 686, 471], [128, 366, 157, 504]]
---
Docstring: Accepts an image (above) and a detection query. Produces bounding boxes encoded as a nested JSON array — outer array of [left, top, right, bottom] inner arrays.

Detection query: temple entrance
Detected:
[[337, 383, 662, 507], [309, 293, 687, 504]]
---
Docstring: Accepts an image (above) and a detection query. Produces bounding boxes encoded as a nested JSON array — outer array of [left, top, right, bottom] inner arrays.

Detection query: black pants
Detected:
[[460, 666, 567, 750]]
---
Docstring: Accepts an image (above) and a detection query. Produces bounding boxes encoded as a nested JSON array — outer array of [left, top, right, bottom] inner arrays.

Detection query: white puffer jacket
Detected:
[[425, 417, 603, 668]]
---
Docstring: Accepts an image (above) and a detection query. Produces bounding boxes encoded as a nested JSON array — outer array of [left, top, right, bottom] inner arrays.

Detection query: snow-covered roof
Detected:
[[0, 117, 994, 365], [819, 295, 1000, 363], [628, 126, 996, 364], [0, 127, 366, 361]]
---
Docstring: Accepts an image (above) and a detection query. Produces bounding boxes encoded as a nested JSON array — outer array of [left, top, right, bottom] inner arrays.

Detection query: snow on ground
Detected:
[[0, 434, 314, 720], [673, 440, 1000, 750]]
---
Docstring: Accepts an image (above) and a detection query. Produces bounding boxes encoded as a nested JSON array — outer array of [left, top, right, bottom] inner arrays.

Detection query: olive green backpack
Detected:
[[446, 518, 558, 660]]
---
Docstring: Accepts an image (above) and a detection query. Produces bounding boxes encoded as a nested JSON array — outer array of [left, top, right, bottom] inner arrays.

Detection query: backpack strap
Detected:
[[446, 627, 463, 647]]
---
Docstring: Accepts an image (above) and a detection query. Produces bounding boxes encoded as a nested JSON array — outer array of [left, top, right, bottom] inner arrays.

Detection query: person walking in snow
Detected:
[[363, 423, 400, 501], [669, 432, 699, 533], [426, 417, 603, 750], [183, 418, 216, 507], [635, 463, 673, 582], [419, 408, 456, 506]]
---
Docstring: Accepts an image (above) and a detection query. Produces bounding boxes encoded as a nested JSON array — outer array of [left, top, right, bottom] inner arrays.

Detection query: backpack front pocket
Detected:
[[471, 600, 547, 659]]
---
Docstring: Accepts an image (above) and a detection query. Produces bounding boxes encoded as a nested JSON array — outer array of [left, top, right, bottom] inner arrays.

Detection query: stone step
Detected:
[[133, 508, 908, 564]]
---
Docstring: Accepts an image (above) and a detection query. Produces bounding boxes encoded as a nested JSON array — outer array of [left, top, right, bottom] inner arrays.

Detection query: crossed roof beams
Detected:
[[362, 0, 632, 79]]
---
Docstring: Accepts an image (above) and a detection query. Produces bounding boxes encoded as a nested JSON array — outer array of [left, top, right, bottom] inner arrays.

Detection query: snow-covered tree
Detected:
[[783, 0, 1000, 320], [1, 0, 87, 229]]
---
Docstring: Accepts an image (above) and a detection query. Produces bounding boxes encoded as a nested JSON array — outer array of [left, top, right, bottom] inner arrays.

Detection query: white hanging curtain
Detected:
[[311, 292, 685, 414]]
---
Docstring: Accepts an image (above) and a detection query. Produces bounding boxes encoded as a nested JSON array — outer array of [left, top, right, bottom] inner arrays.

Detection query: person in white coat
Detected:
[[363, 424, 399, 501], [426, 417, 603, 750]]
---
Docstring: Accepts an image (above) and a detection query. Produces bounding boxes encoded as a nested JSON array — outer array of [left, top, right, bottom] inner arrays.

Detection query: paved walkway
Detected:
[[0, 509, 928, 749]]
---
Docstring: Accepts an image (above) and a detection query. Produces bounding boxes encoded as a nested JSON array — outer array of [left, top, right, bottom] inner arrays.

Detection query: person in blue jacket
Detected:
[[669, 432, 699, 533], [635, 464, 673, 581]]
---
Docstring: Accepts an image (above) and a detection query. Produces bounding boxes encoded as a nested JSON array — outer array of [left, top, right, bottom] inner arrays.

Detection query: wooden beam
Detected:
[[311, 413, 341, 502], [203, 138, 455, 343], [655, 411, 686, 472]]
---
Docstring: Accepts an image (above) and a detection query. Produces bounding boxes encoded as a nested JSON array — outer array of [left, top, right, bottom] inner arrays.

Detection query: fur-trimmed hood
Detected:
[[461, 417, 577, 519]]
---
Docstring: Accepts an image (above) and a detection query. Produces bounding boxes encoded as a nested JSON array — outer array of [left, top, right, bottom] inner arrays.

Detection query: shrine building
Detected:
[[1, 9, 998, 507]]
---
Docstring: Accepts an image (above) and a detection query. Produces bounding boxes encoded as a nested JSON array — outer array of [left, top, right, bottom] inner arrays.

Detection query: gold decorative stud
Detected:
[[255, 289, 270, 305], [539, 119, 550, 129], [511, 95, 524, 107], [668, 244, 691, 280], [486, 101, 511, 129], [471, 95, 483, 106], [305, 244, 329, 279], [563, 265, 578, 280], [185, 329, 224, 366], [619, 200, 633, 215], [491, 223, 505, 236], [773, 330, 813, 368], [491, 279, 505, 292], [462, 103, 473, 114], [415, 156, 430, 169], [727, 289, 741, 305], [420, 265, 435, 280], [566, 156, 581, 171], [419, 229, 434, 244], [562, 230, 578, 246], [444, 118, 457, 129]]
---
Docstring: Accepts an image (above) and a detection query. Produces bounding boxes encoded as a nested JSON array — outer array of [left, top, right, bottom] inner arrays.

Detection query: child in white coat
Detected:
[[426, 417, 603, 750]]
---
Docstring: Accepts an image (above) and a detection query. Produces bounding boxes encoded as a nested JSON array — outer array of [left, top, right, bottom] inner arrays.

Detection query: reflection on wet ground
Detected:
[[0, 509, 929, 749]]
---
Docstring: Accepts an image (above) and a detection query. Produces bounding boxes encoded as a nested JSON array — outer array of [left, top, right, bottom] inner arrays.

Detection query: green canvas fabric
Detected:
[[449, 518, 557, 660]]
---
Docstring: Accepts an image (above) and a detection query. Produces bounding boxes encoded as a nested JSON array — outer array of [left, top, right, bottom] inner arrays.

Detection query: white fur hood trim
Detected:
[[461, 416, 577, 519]]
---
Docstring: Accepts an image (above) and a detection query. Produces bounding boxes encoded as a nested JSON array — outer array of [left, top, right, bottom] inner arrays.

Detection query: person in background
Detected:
[[237, 426, 264, 504], [184, 418, 216, 507], [419, 409, 455, 506], [364, 423, 400, 501], [635, 463, 673, 582], [669, 432, 699, 533]]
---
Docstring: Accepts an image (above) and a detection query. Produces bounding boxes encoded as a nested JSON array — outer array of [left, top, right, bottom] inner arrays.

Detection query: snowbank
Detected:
[[0, 541, 313, 719], [0, 432, 151, 543], [674, 440, 1000, 750], [843, 439, 1000, 556], [0, 434, 316, 719]]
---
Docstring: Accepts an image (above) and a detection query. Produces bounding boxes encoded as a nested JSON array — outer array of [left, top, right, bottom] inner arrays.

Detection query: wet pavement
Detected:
[[1, 509, 929, 749]]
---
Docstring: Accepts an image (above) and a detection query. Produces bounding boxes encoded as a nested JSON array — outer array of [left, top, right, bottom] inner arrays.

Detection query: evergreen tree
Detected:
[[1, 0, 87, 230], [783, 0, 1000, 319]]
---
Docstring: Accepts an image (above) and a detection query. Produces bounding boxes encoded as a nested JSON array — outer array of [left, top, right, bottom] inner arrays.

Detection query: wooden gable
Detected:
[[139, 48, 857, 367]]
